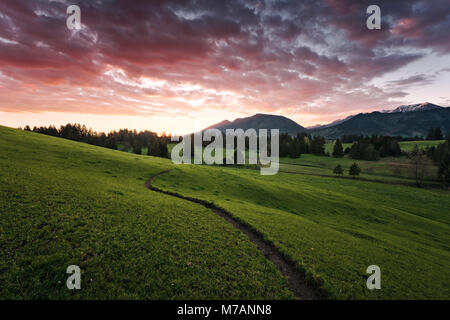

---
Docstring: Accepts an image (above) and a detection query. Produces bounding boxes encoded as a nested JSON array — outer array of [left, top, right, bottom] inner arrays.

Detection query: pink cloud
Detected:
[[391, 18, 422, 38]]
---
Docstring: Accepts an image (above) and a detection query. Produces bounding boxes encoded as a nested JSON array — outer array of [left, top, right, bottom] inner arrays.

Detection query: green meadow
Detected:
[[307, 140, 446, 184], [0, 126, 292, 299], [153, 165, 450, 299], [1, 126, 449, 299], [399, 140, 445, 152], [279, 154, 439, 185], [324, 140, 444, 155]]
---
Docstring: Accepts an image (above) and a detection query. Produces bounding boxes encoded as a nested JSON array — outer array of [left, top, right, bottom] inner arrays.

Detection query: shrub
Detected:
[[333, 164, 344, 175], [349, 163, 361, 177]]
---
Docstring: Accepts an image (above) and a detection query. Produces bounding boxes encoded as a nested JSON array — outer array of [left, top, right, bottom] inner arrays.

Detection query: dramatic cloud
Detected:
[[0, 0, 449, 129]]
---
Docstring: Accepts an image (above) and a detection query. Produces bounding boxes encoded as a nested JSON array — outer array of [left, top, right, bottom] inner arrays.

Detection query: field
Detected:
[[324, 140, 444, 155], [399, 140, 445, 152], [153, 165, 450, 299], [1, 126, 449, 299], [279, 154, 439, 185], [319, 140, 445, 184], [0, 126, 292, 299]]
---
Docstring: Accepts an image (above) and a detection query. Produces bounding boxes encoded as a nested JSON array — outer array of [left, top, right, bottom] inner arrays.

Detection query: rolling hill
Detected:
[[1, 125, 449, 299], [152, 156, 450, 299], [0, 125, 293, 299], [204, 113, 308, 135]]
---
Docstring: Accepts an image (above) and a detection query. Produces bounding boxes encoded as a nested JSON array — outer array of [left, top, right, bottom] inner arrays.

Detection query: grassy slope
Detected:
[[2, 127, 448, 299], [153, 165, 450, 299], [0, 126, 293, 299]]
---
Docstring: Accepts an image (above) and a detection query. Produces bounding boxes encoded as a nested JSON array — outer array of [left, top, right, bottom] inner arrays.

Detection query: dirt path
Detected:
[[145, 170, 320, 300]]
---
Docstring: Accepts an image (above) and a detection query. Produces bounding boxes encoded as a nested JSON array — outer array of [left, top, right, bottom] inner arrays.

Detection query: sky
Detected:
[[0, 0, 449, 135]]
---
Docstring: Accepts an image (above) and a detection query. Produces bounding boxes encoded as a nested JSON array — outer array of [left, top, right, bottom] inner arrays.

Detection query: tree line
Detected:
[[336, 127, 446, 162], [22, 124, 169, 158], [403, 137, 450, 187], [340, 127, 445, 144], [176, 132, 327, 160], [347, 136, 402, 161], [279, 133, 326, 158]]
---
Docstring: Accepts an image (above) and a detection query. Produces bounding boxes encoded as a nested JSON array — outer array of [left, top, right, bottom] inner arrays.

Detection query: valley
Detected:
[[1, 125, 448, 299]]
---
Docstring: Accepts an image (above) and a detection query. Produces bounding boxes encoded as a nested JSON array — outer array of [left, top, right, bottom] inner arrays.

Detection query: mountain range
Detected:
[[310, 102, 449, 138], [205, 103, 449, 138]]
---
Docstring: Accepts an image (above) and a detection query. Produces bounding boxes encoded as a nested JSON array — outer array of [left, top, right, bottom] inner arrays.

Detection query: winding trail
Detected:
[[145, 170, 320, 300]]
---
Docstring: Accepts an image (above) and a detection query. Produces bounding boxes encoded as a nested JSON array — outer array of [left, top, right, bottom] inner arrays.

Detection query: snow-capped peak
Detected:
[[383, 102, 442, 113]]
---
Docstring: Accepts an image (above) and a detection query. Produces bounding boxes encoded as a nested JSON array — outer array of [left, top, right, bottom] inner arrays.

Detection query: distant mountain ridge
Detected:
[[204, 103, 449, 138], [204, 119, 231, 130], [311, 102, 444, 131], [204, 113, 308, 135], [307, 115, 355, 130], [310, 104, 449, 138]]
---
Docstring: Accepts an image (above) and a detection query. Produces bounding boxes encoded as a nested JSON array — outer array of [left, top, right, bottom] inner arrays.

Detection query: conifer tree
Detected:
[[332, 139, 344, 158]]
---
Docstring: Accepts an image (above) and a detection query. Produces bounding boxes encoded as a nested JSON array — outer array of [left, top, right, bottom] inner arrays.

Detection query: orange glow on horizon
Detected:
[[0, 110, 251, 136]]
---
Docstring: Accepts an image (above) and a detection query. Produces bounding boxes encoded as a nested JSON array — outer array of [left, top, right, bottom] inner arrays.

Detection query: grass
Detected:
[[0, 126, 293, 299], [1, 126, 449, 299], [280, 154, 439, 184], [399, 140, 445, 152], [152, 165, 450, 299]]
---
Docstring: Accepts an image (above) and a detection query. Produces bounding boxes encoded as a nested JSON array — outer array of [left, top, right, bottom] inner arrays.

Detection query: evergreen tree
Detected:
[[310, 136, 325, 155], [159, 141, 168, 158], [289, 139, 301, 158], [438, 153, 450, 187], [147, 138, 161, 156], [434, 127, 443, 140], [133, 140, 142, 154], [350, 141, 379, 161], [332, 139, 344, 158], [333, 164, 344, 175], [408, 145, 428, 186], [427, 127, 443, 140], [297, 134, 309, 154], [279, 133, 291, 157], [349, 163, 361, 177]]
